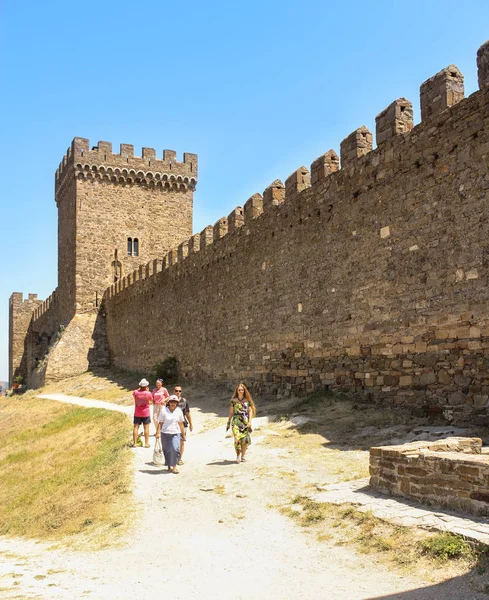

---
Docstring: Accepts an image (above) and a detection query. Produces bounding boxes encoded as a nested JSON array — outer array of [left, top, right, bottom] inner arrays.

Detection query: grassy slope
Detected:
[[41, 368, 145, 405], [0, 393, 132, 545]]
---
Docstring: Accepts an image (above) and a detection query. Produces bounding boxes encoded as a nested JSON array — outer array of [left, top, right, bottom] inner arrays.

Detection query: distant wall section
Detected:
[[8, 293, 41, 385]]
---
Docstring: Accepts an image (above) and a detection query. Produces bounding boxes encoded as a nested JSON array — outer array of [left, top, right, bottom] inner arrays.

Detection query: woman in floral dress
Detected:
[[226, 383, 256, 463]]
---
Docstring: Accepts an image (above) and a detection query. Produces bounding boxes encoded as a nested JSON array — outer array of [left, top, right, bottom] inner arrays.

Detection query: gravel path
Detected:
[[1, 393, 486, 600]]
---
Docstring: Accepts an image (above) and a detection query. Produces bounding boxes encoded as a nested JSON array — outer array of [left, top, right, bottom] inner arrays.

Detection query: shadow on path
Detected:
[[367, 569, 489, 599]]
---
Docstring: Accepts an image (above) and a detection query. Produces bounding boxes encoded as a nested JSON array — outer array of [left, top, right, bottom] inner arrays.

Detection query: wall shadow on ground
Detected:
[[282, 391, 489, 452], [366, 567, 489, 599], [86, 366, 234, 416], [348, 482, 489, 529], [80, 370, 489, 452]]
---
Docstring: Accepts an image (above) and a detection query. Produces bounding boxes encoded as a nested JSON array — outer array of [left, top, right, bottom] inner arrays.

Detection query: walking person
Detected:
[[226, 383, 256, 463], [174, 385, 193, 465], [156, 394, 185, 473], [132, 378, 152, 447], [152, 378, 169, 433]]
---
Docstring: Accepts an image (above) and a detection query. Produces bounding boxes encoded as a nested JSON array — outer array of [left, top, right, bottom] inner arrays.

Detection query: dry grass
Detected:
[[281, 496, 489, 584], [0, 395, 133, 546], [41, 368, 144, 406], [262, 423, 370, 485]]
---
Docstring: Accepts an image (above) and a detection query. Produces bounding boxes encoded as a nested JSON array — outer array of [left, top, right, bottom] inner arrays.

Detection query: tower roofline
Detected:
[[55, 137, 198, 200]]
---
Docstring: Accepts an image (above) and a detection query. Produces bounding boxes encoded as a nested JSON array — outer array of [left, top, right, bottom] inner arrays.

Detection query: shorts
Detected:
[[133, 416, 151, 425]]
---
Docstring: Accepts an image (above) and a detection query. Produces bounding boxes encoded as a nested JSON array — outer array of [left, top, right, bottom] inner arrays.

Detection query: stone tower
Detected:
[[55, 138, 198, 321], [9, 137, 197, 386]]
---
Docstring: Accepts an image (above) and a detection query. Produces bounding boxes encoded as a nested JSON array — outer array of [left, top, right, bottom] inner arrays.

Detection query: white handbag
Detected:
[[153, 436, 164, 466]]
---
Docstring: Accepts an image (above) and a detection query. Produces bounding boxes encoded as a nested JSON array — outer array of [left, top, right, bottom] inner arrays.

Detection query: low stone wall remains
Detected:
[[370, 437, 489, 516]]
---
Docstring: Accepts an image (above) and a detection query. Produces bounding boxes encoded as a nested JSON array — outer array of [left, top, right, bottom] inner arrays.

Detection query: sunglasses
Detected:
[[175, 390, 182, 392]]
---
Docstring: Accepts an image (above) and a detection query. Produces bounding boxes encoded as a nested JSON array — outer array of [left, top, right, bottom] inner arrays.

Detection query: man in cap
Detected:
[[174, 385, 193, 464], [132, 378, 152, 447]]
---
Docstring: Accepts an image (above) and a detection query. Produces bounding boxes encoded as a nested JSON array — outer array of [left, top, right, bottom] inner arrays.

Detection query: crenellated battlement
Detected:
[[11, 37, 489, 413], [104, 39, 489, 311], [55, 137, 198, 200], [9, 292, 40, 307], [32, 290, 58, 322], [101, 37, 489, 420]]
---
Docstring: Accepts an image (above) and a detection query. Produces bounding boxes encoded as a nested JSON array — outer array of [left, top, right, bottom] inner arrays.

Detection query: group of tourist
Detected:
[[132, 379, 256, 470], [132, 378, 192, 473]]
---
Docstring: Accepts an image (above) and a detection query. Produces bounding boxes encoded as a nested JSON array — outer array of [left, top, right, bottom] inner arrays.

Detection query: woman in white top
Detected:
[[156, 395, 185, 473]]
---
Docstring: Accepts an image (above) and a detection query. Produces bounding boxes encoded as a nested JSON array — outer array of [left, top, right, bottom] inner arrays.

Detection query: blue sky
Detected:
[[1, 0, 488, 382]]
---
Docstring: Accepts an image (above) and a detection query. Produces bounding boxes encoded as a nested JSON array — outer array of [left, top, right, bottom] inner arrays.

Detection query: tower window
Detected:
[[127, 237, 139, 257]]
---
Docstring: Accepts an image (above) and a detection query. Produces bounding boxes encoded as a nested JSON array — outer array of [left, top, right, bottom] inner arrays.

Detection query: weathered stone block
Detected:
[[340, 126, 372, 166], [228, 207, 244, 234], [420, 65, 464, 121], [375, 98, 414, 145], [310, 150, 339, 185], [178, 241, 189, 262], [120, 143, 134, 157], [189, 233, 201, 254], [477, 40, 489, 89], [213, 217, 228, 240], [263, 180, 285, 210], [285, 167, 310, 200], [200, 225, 213, 249], [244, 193, 263, 222], [419, 371, 436, 385], [97, 141, 113, 154]]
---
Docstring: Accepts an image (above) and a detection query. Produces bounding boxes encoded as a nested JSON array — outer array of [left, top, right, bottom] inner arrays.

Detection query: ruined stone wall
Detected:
[[104, 45, 489, 424], [8, 293, 41, 385], [25, 291, 60, 387], [370, 437, 489, 516]]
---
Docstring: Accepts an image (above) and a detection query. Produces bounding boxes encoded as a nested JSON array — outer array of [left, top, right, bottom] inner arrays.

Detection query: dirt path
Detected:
[[0, 393, 485, 599]]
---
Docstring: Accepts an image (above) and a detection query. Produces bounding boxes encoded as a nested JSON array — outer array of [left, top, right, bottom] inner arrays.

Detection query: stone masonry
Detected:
[[8, 293, 41, 384], [8, 40, 489, 425], [103, 41, 489, 425], [370, 437, 489, 517], [9, 141, 197, 385]]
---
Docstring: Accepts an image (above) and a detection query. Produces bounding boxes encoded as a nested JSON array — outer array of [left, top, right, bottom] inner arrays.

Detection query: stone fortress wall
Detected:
[[9, 139, 198, 385], [103, 41, 489, 424], [55, 138, 197, 314], [8, 293, 42, 385]]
